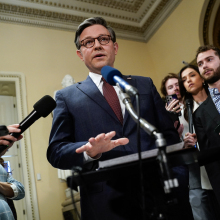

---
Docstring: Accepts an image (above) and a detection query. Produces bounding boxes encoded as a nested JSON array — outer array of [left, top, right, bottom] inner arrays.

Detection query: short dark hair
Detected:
[[160, 73, 178, 98], [178, 64, 209, 121], [196, 45, 220, 60], [74, 17, 116, 50]]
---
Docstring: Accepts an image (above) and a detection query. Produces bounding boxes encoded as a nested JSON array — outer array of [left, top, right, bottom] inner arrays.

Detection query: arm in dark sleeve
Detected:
[[193, 110, 209, 151], [47, 91, 87, 170]]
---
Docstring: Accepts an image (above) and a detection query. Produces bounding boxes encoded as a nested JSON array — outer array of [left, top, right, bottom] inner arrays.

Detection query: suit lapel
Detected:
[[76, 76, 120, 124], [76, 75, 137, 126], [203, 96, 220, 126]]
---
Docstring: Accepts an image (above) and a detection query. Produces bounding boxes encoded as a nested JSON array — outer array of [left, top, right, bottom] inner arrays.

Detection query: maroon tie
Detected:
[[102, 77, 123, 124]]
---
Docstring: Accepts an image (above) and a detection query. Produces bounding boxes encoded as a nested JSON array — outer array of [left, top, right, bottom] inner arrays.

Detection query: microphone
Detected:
[[0, 125, 9, 137], [0, 95, 56, 153], [101, 66, 138, 96], [186, 98, 194, 133]]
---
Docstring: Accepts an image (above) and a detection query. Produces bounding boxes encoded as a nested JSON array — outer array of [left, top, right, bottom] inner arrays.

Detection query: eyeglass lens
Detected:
[[81, 35, 111, 48]]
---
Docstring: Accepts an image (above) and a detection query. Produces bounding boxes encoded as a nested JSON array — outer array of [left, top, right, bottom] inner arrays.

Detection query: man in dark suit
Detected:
[[47, 17, 191, 220], [193, 45, 220, 207]]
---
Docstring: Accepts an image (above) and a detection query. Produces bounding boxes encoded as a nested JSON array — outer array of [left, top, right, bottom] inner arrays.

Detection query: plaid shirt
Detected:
[[208, 87, 220, 114], [0, 166, 25, 220]]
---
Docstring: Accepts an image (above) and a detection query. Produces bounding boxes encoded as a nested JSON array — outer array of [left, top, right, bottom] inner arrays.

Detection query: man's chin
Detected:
[[177, 95, 181, 100], [205, 75, 220, 84]]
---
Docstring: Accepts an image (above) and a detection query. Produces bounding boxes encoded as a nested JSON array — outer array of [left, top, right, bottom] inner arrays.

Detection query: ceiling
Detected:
[[0, 0, 181, 42]]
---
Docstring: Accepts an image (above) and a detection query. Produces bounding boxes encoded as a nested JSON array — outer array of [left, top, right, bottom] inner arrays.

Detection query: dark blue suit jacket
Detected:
[[193, 95, 220, 205], [47, 75, 189, 220]]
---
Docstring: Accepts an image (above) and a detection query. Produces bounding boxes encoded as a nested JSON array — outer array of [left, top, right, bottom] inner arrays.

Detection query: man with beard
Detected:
[[193, 45, 220, 207]]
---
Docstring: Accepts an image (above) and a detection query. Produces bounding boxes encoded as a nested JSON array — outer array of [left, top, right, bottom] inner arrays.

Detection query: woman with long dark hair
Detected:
[[179, 65, 209, 126], [179, 64, 220, 220]]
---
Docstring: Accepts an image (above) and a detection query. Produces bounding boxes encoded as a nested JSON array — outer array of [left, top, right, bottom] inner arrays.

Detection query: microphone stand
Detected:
[[118, 90, 179, 219], [186, 99, 194, 134], [117, 85, 147, 219]]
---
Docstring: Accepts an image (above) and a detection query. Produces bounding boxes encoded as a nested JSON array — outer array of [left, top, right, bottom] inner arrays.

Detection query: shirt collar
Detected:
[[208, 87, 220, 97], [89, 72, 102, 87]]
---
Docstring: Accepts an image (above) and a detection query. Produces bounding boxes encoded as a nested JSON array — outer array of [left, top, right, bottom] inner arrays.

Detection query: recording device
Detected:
[[101, 66, 138, 96], [166, 94, 181, 116], [0, 125, 9, 137], [0, 95, 56, 154], [166, 94, 178, 105], [185, 98, 193, 134]]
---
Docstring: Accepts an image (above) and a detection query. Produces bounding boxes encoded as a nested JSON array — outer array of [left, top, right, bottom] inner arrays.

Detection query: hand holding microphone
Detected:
[[0, 124, 23, 156], [184, 132, 197, 148], [0, 95, 56, 154]]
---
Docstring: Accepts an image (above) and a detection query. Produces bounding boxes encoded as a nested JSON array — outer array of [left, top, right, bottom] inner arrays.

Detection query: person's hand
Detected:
[[165, 99, 181, 113], [174, 121, 184, 138], [76, 131, 129, 158], [184, 132, 197, 148], [0, 124, 23, 156]]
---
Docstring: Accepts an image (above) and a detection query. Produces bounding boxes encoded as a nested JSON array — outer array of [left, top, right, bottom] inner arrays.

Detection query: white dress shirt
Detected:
[[84, 72, 125, 162]]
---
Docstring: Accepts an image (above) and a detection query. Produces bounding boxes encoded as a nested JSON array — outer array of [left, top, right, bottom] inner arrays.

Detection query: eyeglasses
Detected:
[[80, 35, 111, 48]]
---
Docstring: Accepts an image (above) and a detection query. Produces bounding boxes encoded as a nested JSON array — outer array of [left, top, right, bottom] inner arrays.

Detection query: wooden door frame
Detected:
[[0, 72, 40, 220]]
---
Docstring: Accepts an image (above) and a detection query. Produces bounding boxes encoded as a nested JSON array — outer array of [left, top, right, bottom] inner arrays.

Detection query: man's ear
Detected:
[[114, 42, 119, 55], [77, 50, 84, 61]]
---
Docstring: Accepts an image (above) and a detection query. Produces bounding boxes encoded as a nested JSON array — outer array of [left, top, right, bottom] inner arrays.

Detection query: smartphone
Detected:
[[166, 94, 178, 105], [165, 94, 181, 116]]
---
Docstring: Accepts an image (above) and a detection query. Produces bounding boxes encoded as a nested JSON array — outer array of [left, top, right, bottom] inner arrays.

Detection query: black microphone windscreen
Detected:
[[101, 66, 122, 85], [186, 98, 193, 106], [33, 95, 56, 117]]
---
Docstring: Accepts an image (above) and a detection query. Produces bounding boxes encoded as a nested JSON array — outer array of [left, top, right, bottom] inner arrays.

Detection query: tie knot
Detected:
[[102, 77, 107, 83]]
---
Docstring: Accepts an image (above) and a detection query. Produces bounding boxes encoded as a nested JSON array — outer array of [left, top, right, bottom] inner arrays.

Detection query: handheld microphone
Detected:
[[0, 126, 9, 137], [0, 95, 56, 153], [186, 98, 194, 133], [101, 66, 138, 96]]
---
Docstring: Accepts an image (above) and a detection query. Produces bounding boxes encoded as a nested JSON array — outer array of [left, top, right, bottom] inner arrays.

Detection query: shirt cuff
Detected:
[[7, 183, 18, 199], [83, 151, 102, 163]]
